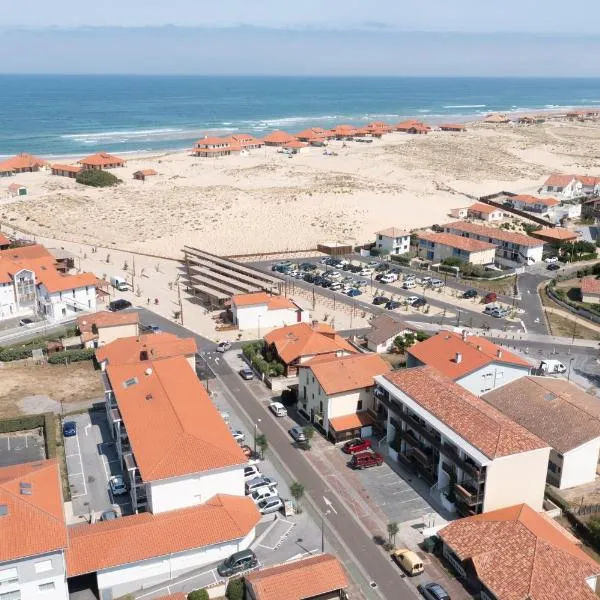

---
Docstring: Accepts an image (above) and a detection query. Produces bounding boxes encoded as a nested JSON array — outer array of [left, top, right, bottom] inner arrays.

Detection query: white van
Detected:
[[110, 275, 128, 292], [269, 402, 287, 417], [539, 360, 567, 374]]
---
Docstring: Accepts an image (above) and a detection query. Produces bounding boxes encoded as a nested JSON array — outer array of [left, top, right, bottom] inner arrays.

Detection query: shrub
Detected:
[[76, 169, 122, 187], [188, 589, 210, 600], [390, 254, 411, 265], [523, 223, 542, 234], [44, 413, 57, 458], [47, 348, 95, 365], [0, 346, 35, 361], [441, 257, 462, 267], [0, 414, 45, 434], [226, 577, 245, 600]]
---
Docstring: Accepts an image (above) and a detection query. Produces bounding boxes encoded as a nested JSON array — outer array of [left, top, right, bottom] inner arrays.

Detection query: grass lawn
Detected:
[[544, 311, 600, 341]]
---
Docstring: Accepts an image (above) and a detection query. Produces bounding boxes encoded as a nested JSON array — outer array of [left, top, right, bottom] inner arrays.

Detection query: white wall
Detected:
[[421, 241, 496, 265], [375, 234, 411, 256], [0, 551, 68, 600], [234, 303, 306, 331], [98, 323, 139, 346], [97, 529, 255, 600], [0, 281, 19, 319], [148, 465, 245, 514], [559, 438, 600, 489], [456, 363, 530, 396], [329, 389, 374, 420], [483, 447, 550, 512], [38, 284, 97, 322]]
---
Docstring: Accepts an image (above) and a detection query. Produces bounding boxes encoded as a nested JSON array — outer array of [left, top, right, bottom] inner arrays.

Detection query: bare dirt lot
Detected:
[[0, 361, 104, 418]]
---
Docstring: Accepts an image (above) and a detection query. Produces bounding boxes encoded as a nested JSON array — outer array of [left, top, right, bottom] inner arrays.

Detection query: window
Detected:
[[38, 583, 55, 593], [357, 400, 363, 410], [378, 235, 382, 240], [0, 569, 18, 588], [0, 591, 20, 600], [34, 560, 53, 574]]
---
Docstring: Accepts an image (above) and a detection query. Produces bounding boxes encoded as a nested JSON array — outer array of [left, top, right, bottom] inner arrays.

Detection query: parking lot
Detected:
[[0, 429, 45, 467], [63, 410, 131, 521]]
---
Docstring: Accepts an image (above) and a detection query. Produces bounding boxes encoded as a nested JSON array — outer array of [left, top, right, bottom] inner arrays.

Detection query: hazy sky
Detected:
[[2, 1, 600, 75]]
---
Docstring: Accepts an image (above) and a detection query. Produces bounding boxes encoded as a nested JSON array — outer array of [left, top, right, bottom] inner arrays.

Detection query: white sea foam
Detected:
[[443, 104, 486, 109]]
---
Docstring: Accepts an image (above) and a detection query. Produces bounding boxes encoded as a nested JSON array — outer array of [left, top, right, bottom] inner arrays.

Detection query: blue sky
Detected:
[[2, 1, 600, 75]]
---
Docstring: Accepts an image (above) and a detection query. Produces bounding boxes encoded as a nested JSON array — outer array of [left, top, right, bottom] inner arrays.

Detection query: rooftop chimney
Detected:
[[462, 330, 468, 341], [455, 352, 462, 364], [145, 367, 153, 376], [497, 349, 503, 359], [140, 350, 149, 361]]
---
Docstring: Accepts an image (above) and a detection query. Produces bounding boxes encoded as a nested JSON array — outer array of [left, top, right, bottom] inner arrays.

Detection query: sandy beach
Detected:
[[2, 118, 600, 258]]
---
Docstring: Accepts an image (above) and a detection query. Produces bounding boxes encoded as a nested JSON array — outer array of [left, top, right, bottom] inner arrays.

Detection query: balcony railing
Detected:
[[411, 446, 432, 466], [454, 483, 480, 506]]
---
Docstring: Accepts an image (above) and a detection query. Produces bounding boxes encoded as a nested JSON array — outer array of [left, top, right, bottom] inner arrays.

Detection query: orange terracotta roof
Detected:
[[295, 128, 328, 140], [0, 459, 67, 563], [196, 136, 229, 147], [531, 227, 578, 242], [283, 140, 307, 149], [106, 356, 246, 481], [51, 163, 81, 173], [329, 412, 374, 432], [79, 152, 126, 167], [576, 175, 600, 186], [230, 133, 262, 146], [376, 227, 410, 238], [95, 332, 196, 366], [0, 152, 48, 172], [382, 366, 546, 459], [301, 352, 390, 395], [512, 194, 559, 208], [419, 231, 497, 253], [408, 330, 531, 380], [77, 310, 139, 333], [469, 202, 502, 215], [193, 146, 231, 154], [439, 503, 600, 600], [67, 495, 260, 577], [0, 233, 10, 246], [246, 554, 348, 600], [232, 292, 297, 311], [440, 123, 466, 130], [543, 174, 576, 188], [581, 277, 600, 296], [264, 322, 355, 365], [445, 221, 544, 247], [263, 130, 295, 144], [134, 169, 157, 176], [330, 124, 357, 135]]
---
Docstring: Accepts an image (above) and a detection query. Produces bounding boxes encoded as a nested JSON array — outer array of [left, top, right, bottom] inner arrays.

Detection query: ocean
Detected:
[[2, 75, 600, 157]]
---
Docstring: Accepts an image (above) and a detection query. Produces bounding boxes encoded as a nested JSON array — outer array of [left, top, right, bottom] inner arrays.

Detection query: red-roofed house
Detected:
[[51, 163, 82, 178], [396, 120, 431, 134], [374, 227, 411, 255], [231, 292, 309, 331], [407, 330, 531, 395], [467, 202, 504, 222], [538, 173, 599, 199], [263, 130, 295, 147], [438, 504, 600, 600], [77, 310, 140, 348], [376, 366, 550, 515], [0, 152, 48, 176], [508, 194, 559, 214], [298, 352, 391, 441], [581, 277, 600, 304], [192, 137, 234, 158], [0, 232, 10, 249], [329, 124, 357, 138], [418, 231, 497, 265], [78, 152, 126, 170]]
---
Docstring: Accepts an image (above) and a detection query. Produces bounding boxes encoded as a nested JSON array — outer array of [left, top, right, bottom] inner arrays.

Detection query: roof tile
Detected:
[[445, 221, 544, 247]]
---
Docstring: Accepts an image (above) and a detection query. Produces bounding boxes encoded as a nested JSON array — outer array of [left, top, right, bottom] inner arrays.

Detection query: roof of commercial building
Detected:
[[264, 322, 355, 365], [469, 202, 502, 214], [543, 174, 576, 188], [96, 332, 196, 366], [408, 330, 530, 380], [419, 231, 497, 253], [66, 495, 260, 577], [482, 376, 600, 454], [382, 366, 547, 459], [366, 314, 416, 346], [301, 352, 391, 395], [263, 130, 295, 144], [512, 194, 559, 208], [531, 227, 579, 242], [0, 152, 48, 172], [439, 503, 599, 600], [245, 554, 348, 600], [78, 152, 126, 166], [106, 356, 246, 481], [0, 459, 67, 563], [445, 220, 544, 247], [77, 310, 139, 333], [581, 277, 600, 296], [375, 227, 410, 238], [232, 292, 297, 311]]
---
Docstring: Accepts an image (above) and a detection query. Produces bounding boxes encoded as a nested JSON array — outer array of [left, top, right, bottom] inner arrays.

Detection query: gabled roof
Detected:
[[66, 495, 260, 577], [482, 376, 600, 454], [381, 366, 546, 459], [543, 174, 577, 188], [419, 231, 497, 253], [196, 136, 229, 146], [375, 227, 410, 238], [445, 221, 544, 248], [576, 175, 600, 187], [0, 459, 67, 563], [0, 152, 48, 172], [232, 292, 297, 311], [469, 202, 502, 214], [301, 352, 391, 395], [264, 322, 355, 365], [95, 332, 196, 366], [51, 163, 81, 173], [531, 227, 578, 242], [77, 310, 139, 333], [581, 277, 600, 296], [366, 314, 416, 346], [78, 152, 126, 166], [330, 124, 357, 135], [439, 503, 600, 600], [407, 330, 531, 380], [106, 356, 247, 481], [245, 554, 348, 600], [512, 194, 559, 208], [263, 130, 294, 144]]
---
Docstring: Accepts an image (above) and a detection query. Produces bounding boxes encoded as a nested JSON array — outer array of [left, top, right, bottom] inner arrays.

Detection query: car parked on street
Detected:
[[289, 425, 307, 443], [216, 341, 232, 353], [347, 288, 362, 297], [239, 367, 254, 380], [342, 438, 372, 454], [391, 549, 424, 576], [403, 280, 416, 289], [547, 263, 560, 271], [18, 318, 34, 326], [406, 296, 419, 305], [544, 256, 558, 263], [244, 465, 261, 481], [251, 487, 279, 505], [380, 273, 398, 284], [99, 509, 118, 522], [417, 582, 451, 600], [372, 296, 390, 305], [245, 477, 278, 495], [62, 421, 77, 437], [269, 402, 287, 417], [483, 292, 497, 304], [385, 300, 402, 310], [462, 289, 478, 299], [430, 279, 444, 288], [258, 497, 284, 514], [411, 297, 427, 308], [109, 475, 128, 496], [108, 299, 132, 312], [232, 430, 245, 443], [217, 549, 258, 577]]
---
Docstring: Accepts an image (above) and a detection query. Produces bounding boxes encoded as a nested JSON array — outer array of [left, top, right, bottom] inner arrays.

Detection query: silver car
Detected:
[[245, 476, 278, 495], [289, 425, 307, 443], [258, 496, 284, 514], [109, 475, 127, 496]]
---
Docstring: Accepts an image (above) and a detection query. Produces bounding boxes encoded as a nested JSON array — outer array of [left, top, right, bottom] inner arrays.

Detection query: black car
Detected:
[[547, 263, 561, 271], [299, 262, 315, 271], [411, 297, 427, 308], [462, 289, 478, 299], [372, 296, 389, 306], [349, 265, 362, 273], [417, 582, 450, 600], [385, 300, 402, 310], [375, 273, 385, 281], [321, 279, 332, 288], [304, 273, 316, 283], [108, 299, 132, 312]]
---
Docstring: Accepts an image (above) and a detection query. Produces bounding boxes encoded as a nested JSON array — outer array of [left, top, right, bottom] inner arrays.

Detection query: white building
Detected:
[[376, 366, 551, 516], [0, 244, 97, 322], [482, 376, 600, 489], [467, 202, 504, 222], [366, 314, 417, 354], [418, 232, 497, 265], [507, 194, 559, 215], [77, 310, 140, 348], [0, 460, 69, 600], [298, 352, 391, 441], [407, 330, 532, 396], [374, 227, 411, 256], [231, 292, 309, 331], [540, 174, 600, 199], [444, 221, 544, 267]]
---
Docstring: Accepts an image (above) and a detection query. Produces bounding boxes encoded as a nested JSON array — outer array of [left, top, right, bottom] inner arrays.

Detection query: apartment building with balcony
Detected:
[[374, 227, 411, 256], [375, 366, 550, 517]]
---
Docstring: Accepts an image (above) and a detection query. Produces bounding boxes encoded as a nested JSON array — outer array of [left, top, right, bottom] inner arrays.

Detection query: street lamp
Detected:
[[253, 419, 261, 455], [321, 509, 331, 553]]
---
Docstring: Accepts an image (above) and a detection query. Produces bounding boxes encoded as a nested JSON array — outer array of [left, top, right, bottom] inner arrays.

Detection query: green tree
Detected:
[[75, 169, 121, 187], [255, 434, 268, 459], [302, 426, 315, 450], [387, 521, 399, 545], [392, 335, 406, 354], [188, 589, 210, 600], [441, 256, 462, 267], [290, 482, 305, 509], [226, 577, 245, 600], [415, 331, 429, 342], [404, 332, 416, 347]]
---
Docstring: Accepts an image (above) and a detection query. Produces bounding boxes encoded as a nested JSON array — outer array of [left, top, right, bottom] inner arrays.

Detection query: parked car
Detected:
[[342, 438, 372, 454], [411, 297, 427, 308], [347, 288, 362, 297], [300, 262, 316, 271], [245, 477, 278, 495], [391, 549, 424, 576], [62, 421, 77, 437], [372, 296, 389, 306], [217, 549, 258, 577], [240, 445, 253, 458], [232, 430, 245, 443], [244, 465, 261, 481], [258, 497, 284, 514], [421, 276, 433, 285], [99, 509, 118, 522], [417, 582, 451, 600], [108, 299, 132, 312], [304, 273, 316, 283], [406, 296, 419, 305], [380, 273, 398, 284], [109, 475, 128, 496], [219, 410, 231, 422], [490, 307, 509, 318], [375, 263, 389, 272], [329, 282, 343, 291], [18, 318, 34, 326], [385, 301, 402, 310], [462, 289, 478, 299], [483, 292, 497, 304], [430, 279, 444, 288], [144, 324, 160, 333], [216, 341, 232, 353], [251, 487, 279, 505], [544, 256, 558, 263], [269, 402, 287, 417], [349, 451, 384, 470], [402, 280, 416, 289], [483, 304, 498, 314], [289, 425, 307, 443], [547, 263, 560, 271], [359, 268, 373, 276], [239, 367, 254, 380]]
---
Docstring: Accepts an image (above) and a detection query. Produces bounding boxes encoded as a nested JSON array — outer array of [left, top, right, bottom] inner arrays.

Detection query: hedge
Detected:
[[226, 577, 245, 600], [76, 169, 122, 187], [0, 326, 78, 362], [0, 346, 36, 361], [188, 590, 210, 600], [390, 254, 411, 265], [47, 348, 95, 365]]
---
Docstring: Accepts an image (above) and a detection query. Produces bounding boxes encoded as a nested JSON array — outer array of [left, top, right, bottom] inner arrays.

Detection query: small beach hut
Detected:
[[282, 140, 309, 154], [263, 130, 295, 147], [78, 152, 126, 170], [439, 123, 466, 132], [484, 113, 510, 124], [51, 164, 82, 178], [8, 183, 27, 197], [133, 169, 158, 181]]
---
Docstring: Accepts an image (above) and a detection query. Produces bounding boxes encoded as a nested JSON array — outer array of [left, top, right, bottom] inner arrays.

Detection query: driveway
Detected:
[[0, 430, 45, 467]]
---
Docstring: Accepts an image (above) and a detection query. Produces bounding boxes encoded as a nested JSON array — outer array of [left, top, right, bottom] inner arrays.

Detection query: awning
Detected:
[[329, 412, 374, 433]]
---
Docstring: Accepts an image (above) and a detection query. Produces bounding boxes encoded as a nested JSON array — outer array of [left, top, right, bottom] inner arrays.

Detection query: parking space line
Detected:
[[6, 437, 9, 450]]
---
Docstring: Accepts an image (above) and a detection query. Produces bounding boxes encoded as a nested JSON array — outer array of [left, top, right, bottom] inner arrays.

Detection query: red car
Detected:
[[349, 451, 384, 470], [342, 438, 372, 454]]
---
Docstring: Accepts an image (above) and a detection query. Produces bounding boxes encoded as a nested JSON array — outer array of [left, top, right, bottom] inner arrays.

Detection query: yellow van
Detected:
[[391, 549, 424, 576]]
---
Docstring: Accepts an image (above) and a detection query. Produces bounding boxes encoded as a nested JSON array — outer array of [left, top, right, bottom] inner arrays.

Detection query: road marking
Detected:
[[25, 436, 28, 448], [85, 424, 91, 436], [137, 568, 219, 599], [6, 437, 9, 451], [394, 497, 425, 505]]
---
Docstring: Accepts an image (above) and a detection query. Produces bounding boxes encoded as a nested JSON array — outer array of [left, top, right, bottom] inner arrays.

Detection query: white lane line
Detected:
[[25, 436, 28, 449], [6, 437, 9, 451], [137, 568, 218, 599], [395, 497, 425, 505], [73, 433, 87, 497]]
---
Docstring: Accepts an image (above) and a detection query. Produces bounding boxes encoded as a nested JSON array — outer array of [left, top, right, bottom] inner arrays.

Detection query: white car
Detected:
[[403, 281, 416, 289], [258, 497, 284, 514], [544, 256, 558, 264], [328, 271, 342, 280], [421, 276, 433, 285], [232, 430, 245, 443], [380, 273, 398, 284], [359, 269, 373, 276], [244, 465, 262, 481], [406, 296, 419, 305], [269, 402, 287, 417], [430, 279, 444, 288], [329, 283, 343, 291], [251, 487, 278, 505]]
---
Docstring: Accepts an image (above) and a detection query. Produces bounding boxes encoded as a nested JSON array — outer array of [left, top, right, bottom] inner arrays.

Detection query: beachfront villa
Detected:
[[227, 133, 263, 150], [0, 152, 48, 176], [78, 152, 126, 170], [539, 174, 600, 199], [439, 123, 466, 132], [396, 120, 430, 134], [467, 203, 504, 223], [263, 130, 295, 146], [51, 164, 82, 178], [507, 194, 559, 215], [374, 227, 411, 256], [192, 137, 233, 158], [418, 231, 497, 265], [330, 124, 357, 138]]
